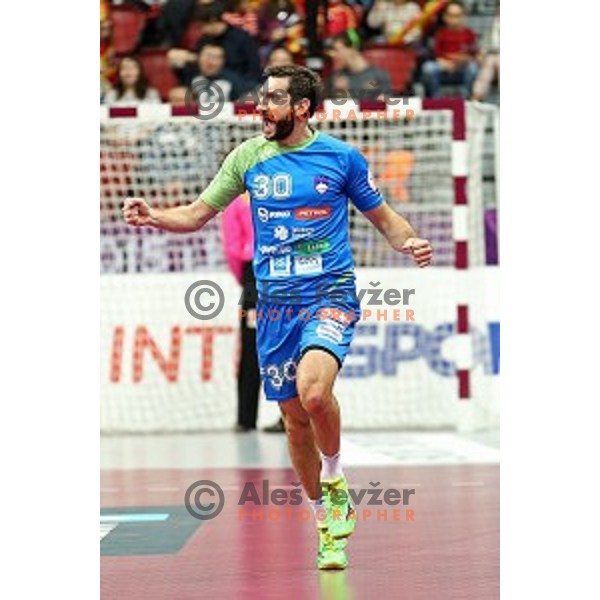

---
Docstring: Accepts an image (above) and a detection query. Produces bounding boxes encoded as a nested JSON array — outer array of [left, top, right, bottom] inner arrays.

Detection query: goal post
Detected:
[[100, 99, 499, 433]]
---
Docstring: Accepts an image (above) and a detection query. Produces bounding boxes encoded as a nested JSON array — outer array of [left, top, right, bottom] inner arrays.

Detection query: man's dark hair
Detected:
[[263, 65, 323, 117], [195, 0, 226, 23]]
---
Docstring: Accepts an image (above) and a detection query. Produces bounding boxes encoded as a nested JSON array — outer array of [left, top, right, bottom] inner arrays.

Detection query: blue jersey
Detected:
[[201, 130, 384, 304]]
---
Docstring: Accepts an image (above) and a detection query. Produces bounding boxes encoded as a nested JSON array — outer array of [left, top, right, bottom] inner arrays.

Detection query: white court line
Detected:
[[100, 523, 118, 540], [100, 513, 169, 523]]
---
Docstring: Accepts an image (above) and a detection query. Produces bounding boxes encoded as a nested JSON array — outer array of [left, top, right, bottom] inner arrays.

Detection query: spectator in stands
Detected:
[[223, 0, 260, 38], [472, 7, 499, 102], [421, 1, 478, 98], [237, 45, 294, 104], [256, 1, 303, 61], [168, 1, 262, 91], [366, 0, 422, 44], [326, 0, 359, 38], [160, 0, 198, 47], [326, 31, 392, 101], [170, 42, 246, 104], [266, 45, 294, 68], [100, 0, 116, 102], [104, 56, 162, 106]]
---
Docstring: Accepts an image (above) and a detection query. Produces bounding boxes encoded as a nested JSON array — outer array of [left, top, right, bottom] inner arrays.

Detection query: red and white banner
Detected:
[[101, 267, 499, 432]]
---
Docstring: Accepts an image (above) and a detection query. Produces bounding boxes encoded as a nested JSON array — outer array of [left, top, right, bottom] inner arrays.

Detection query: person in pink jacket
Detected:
[[221, 194, 284, 433]]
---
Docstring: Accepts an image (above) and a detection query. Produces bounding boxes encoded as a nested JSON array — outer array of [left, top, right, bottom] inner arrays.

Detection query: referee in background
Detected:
[[222, 194, 284, 433]]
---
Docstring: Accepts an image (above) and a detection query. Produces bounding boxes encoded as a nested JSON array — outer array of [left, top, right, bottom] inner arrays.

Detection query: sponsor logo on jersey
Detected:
[[294, 255, 323, 275], [294, 239, 331, 255], [269, 255, 291, 276], [274, 225, 290, 241], [314, 176, 330, 194], [292, 226, 316, 237], [260, 244, 292, 256], [295, 206, 332, 220], [257, 207, 292, 223]]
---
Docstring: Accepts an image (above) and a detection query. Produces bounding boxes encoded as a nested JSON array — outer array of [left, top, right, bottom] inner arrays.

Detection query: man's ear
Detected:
[[295, 98, 311, 121]]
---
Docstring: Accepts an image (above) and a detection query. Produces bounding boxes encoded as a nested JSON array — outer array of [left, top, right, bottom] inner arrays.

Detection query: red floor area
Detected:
[[101, 466, 499, 599]]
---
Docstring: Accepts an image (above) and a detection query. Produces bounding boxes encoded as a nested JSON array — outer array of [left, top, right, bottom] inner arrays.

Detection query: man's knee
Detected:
[[298, 380, 332, 416]]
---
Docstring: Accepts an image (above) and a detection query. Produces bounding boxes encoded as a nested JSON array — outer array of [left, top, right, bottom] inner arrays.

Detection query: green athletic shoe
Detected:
[[317, 528, 348, 570], [322, 476, 357, 540]]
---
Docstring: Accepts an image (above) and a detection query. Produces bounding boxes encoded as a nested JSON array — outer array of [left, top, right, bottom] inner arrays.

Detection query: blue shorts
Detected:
[[255, 299, 360, 402]]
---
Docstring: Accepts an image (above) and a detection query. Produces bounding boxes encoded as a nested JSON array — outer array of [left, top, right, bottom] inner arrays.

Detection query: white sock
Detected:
[[320, 451, 344, 481], [308, 497, 327, 527]]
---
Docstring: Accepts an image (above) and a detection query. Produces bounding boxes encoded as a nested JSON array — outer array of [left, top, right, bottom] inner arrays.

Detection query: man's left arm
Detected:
[[345, 146, 432, 268], [363, 203, 433, 268]]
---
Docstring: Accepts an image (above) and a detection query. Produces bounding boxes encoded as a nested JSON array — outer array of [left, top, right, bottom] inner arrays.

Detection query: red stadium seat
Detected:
[[139, 50, 179, 101], [111, 6, 147, 56], [182, 21, 203, 51], [362, 46, 417, 94]]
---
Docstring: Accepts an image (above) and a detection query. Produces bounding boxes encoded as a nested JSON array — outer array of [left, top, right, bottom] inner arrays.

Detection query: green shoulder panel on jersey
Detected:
[[200, 132, 320, 211]]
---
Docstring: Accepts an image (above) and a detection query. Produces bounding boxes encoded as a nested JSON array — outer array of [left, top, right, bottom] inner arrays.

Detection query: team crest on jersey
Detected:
[[314, 176, 330, 195]]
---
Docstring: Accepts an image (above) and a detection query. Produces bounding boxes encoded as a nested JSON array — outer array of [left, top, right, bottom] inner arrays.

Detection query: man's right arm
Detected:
[[123, 196, 218, 232], [123, 144, 246, 232]]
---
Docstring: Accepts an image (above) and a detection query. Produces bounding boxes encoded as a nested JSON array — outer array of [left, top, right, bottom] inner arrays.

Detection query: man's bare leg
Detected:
[[278, 349, 341, 499], [279, 396, 321, 499], [281, 349, 352, 569], [296, 349, 341, 459]]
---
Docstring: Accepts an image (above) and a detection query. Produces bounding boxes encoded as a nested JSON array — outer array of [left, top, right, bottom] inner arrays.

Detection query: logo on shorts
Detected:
[[295, 206, 332, 220], [269, 255, 291, 276], [261, 358, 297, 391], [314, 176, 330, 195], [315, 319, 346, 343]]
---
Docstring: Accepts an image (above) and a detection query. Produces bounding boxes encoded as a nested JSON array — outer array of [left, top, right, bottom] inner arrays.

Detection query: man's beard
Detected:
[[262, 113, 295, 141]]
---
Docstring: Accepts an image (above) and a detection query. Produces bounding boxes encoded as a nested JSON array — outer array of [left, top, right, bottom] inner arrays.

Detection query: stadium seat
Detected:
[[362, 46, 417, 94], [111, 6, 147, 56], [182, 21, 203, 51], [139, 50, 179, 101]]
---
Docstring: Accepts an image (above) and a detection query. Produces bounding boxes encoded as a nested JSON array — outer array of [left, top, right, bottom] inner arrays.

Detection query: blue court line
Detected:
[[100, 513, 170, 523]]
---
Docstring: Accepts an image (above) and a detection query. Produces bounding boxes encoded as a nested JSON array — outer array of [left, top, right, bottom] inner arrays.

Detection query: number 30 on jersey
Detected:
[[252, 174, 292, 200]]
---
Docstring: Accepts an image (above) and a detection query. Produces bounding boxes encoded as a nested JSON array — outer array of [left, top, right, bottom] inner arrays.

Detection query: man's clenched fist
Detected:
[[401, 237, 433, 268], [123, 198, 153, 227]]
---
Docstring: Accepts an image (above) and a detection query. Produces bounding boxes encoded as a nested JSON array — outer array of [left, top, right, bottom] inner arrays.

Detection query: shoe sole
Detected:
[[318, 562, 347, 570]]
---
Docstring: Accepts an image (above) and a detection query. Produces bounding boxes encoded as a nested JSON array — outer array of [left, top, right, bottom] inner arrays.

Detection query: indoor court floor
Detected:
[[101, 430, 499, 599]]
